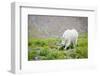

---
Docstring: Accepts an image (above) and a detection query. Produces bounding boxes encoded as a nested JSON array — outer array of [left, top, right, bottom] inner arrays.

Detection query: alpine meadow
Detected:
[[28, 15, 88, 61]]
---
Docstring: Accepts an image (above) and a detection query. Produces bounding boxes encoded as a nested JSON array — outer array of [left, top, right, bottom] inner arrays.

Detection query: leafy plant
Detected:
[[28, 33, 88, 60]]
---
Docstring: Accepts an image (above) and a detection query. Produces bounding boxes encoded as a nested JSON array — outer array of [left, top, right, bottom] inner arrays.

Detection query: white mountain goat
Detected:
[[61, 29, 78, 50]]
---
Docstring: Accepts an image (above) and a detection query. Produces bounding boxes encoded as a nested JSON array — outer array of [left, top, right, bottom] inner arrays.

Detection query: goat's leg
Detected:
[[64, 40, 70, 50], [75, 38, 78, 47]]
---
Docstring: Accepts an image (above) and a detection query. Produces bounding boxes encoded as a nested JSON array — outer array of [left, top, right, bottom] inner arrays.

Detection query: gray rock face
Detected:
[[28, 15, 88, 38]]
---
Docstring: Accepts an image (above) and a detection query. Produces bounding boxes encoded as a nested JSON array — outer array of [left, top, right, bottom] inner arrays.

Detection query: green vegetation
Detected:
[[28, 33, 88, 61]]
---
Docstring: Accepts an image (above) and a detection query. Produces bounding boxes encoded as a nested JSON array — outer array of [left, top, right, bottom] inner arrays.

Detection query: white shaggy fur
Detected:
[[61, 29, 78, 50]]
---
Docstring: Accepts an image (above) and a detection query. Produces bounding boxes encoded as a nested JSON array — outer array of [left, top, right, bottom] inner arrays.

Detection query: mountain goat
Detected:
[[61, 29, 78, 50]]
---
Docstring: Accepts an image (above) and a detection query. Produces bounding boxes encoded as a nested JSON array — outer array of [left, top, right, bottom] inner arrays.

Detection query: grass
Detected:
[[28, 33, 88, 61]]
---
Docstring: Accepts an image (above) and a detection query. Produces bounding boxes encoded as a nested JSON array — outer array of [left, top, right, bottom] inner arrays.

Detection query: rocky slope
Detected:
[[28, 15, 88, 38]]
